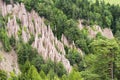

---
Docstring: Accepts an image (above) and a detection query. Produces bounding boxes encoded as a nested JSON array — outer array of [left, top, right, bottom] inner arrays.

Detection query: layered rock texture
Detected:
[[0, 0, 71, 73]]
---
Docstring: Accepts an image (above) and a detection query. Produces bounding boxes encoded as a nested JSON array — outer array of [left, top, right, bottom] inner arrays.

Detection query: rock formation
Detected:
[[61, 34, 83, 56], [0, 42, 20, 75], [0, 0, 71, 73], [78, 20, 114, 39]]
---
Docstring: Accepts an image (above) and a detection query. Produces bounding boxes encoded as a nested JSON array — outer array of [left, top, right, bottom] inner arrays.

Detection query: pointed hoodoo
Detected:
[[0, 1, 72, 73]]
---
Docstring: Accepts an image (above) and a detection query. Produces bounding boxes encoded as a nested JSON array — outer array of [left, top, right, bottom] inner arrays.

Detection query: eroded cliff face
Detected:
[[0, 42, 20, 74], [61, 34, 83, 56], [78, 20, 114, 39], [0, 0, 72, 73]]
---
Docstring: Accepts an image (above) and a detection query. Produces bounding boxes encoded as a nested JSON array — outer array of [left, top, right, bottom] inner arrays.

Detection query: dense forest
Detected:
[[0, 0, 120, 80]]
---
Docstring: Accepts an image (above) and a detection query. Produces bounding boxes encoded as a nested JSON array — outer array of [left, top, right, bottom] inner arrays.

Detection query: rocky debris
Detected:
[[102, 28, 114, 39], [78, 20, 114, 39], [0, 42, 20, 75], [88, 25, 102, 38], [88, 26, 114, 39], [0, 0, 71, 73]]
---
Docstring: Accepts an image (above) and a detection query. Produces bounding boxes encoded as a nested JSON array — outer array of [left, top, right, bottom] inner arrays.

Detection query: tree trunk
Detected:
[[109, 62, 114, 80], [109, 52, 114, 80]]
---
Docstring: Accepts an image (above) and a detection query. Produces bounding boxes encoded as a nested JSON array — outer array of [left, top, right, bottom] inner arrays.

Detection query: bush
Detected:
[[17, 43, 37, 64], [54, 62, 67, 77], [0, 28, 11, 52], [66, 49, 82, 66], [41, 59, 54, 74], [0, 70, 8, 80], [28, 34, 35, 45], [9, 35, 16, 47], [31, 55, 44, 72]]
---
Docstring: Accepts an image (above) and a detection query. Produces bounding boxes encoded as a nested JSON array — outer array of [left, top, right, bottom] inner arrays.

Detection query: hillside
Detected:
[[0, 42, 20, 74], [0, 0, 120, 80], [1, 0, 72, 73]]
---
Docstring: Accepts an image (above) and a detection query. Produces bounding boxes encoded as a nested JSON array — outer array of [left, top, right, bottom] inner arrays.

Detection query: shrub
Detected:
[[0, 28, 11, 52], [0, 70, 8, 80]]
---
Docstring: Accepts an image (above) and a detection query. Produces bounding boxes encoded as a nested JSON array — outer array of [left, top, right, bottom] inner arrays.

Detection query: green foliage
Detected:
[[0, 14, 5, 27], [4, 0, 10, 4], [61, 74, 68, 80], [41, 59, 54, 74], [31, 55, 44, 72], [2, 0, 120, 80], [81, 69, 100, 80], [27, 65, 42, 80], [8, 72, 18, 80], [17, 29, 22, 38], [41, 59, 67, 77], [47, 69, 55, 80], [21, 60, 31, 73], [9, 35, 16, 47], [66, 48, 81, 65], [16, 41, 67, 79], [39, 70, 46, 79], [22, 0, 36, 11], [65, 48, 84, 72], [75, 39, 89, 54], [64, 20, 89, 53], [0, 14, 11, 52], [15, 42, 67, 79], [18, 62, 42, 80], [82, 39, 119, 80], [54, 62, 67, 77], [36, 2, 67, 39], [16, 43, 37, 64], [64, 19, 78, 41], [16, 17, 21, 27], [17, 60, 31, 79], [91, 0, 120, 5], [9, 0, 120, 55], [114, 39, 120, 80], [68, 69, 83, 80], [28, 34, 35, 45], [0, 28, 11, 52], [4, 0, 120, 54], [96, 32, 106, 39], [0, 70, 7, 80]]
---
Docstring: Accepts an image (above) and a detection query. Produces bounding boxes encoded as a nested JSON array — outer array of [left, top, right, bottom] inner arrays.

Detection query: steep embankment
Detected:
[[0, 0, 72, 73], [0, 42, 20, 74], [78, 20, 114, 39]]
